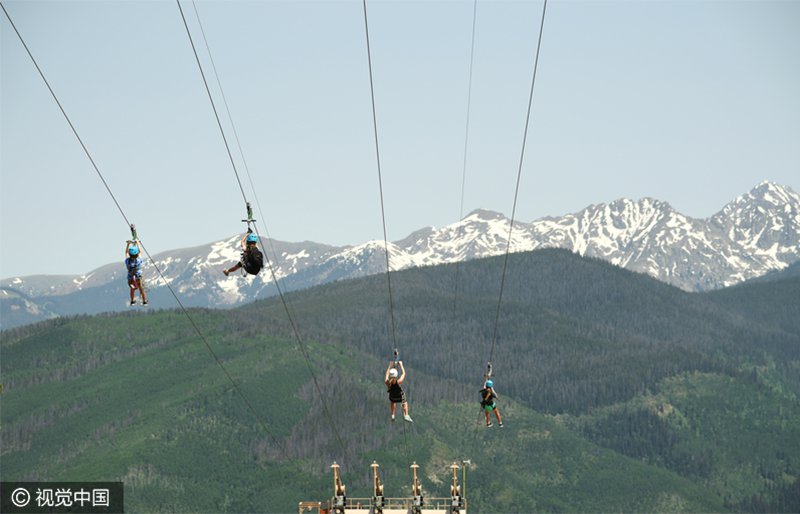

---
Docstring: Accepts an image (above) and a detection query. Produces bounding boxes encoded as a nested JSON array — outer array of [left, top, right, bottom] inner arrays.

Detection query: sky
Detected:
[[1, 0, 799, 278]]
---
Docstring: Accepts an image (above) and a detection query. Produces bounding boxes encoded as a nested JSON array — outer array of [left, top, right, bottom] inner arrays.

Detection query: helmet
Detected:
[[486, 380, 493, 388], [128, 245, 140, 256], [246, 233, 258, 244], [389, 368, 399, 379]]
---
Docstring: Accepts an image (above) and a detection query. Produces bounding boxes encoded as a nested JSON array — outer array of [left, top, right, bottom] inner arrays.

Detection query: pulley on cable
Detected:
[[242, 201, 256, 229], [223, 202, 263, 277], [125, 224, 148, 306]]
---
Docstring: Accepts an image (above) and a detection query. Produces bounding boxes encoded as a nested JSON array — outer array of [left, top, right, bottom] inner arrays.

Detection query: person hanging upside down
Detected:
[[125, 241, 148, 306], [385, 360, 413, 422], [223, 231, 263, 276], [481, 379, 503, 428]]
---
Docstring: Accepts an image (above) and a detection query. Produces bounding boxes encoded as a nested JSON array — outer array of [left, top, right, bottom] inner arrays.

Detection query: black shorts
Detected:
[[389, 391, 406, 404]]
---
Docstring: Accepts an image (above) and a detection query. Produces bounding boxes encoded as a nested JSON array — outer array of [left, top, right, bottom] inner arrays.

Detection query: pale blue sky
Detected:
[[2, 0, 799, 278]]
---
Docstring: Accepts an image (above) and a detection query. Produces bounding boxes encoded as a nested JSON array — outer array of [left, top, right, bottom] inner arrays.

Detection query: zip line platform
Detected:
[[300, 461, 467, 514]]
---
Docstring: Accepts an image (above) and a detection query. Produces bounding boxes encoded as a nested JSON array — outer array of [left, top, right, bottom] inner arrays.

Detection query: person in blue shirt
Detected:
[[125, 241, 148, 306]]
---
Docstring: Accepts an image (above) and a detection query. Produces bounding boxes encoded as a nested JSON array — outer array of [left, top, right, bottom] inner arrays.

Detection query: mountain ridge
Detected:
[[2, 181, 798, 330]]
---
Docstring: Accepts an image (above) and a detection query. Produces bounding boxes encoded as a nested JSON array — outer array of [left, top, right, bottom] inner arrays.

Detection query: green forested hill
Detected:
[[2, 249, 798, 512], [240, 249, 800, 414]]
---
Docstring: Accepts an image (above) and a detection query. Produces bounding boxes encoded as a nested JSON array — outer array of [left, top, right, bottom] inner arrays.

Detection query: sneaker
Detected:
[[143, 300, 149, 306], [404, 415, 413, 423], [391, 414, 395, 421], [499, 422, 504, 428], [486, 422, 493, 428], [223, 269, 230, 276], [130, 300, 136, 306]]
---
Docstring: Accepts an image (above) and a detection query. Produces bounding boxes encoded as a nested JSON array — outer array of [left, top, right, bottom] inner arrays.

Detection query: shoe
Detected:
[[391, 415, 395, 421], [143, 300, 149, 306], [130, 300, 136, 306], [223, 269, 230, 276], [499, 422, 504, 428], [486, 422, 493, 428], [404, 415, 413, 423]]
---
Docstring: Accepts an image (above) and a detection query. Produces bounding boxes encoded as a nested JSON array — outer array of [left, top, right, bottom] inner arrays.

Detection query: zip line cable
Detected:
[[0, 0, 286, 456], [488, 0, 548, 366], [0, 3, 129, 228], [175, 0, 247, 202], [176, 0, 350, 463], [463, 0, 548, 453], [4, 0, 345, 469], [450, 0, 478, 373], [452, 0, 482, 457], [361, 0, 398, 355], [252, 233, 355, 464], [361, 0, 411, 458], [188, 0, 300, 324]]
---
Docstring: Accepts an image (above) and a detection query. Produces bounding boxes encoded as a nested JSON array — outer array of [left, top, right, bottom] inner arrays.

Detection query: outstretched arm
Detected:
[[398, 361, 406, 384], [385, 362, 392, 385]]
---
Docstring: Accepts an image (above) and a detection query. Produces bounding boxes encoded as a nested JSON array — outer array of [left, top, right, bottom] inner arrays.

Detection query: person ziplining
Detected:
[[385, 351, 413, 423], [480, 364, 503, 428], [124, 224, 148, 306], [473, 0, 547, 433], [223, 231, 263, 277], [223, 203, 263, 277]]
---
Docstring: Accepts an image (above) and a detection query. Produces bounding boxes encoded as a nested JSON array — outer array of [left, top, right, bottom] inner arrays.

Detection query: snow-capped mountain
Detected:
[[315, 181, 799, 291], [2, 181, 798, 329]]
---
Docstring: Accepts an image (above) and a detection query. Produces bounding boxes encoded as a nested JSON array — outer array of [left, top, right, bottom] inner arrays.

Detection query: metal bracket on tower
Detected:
[[450, 463, 462, 514], [410, 462, 424, 514], [331, 462, 346, 514], [371, 461, 385, 514]]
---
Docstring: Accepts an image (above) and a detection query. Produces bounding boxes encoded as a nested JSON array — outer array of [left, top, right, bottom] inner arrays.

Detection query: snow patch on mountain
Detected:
[[1, 182, 797, 330]]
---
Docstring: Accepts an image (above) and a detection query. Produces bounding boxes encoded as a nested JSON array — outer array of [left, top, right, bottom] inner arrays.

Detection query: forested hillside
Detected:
[[240, 249, 800, 414], [2, 249, 798, 512]]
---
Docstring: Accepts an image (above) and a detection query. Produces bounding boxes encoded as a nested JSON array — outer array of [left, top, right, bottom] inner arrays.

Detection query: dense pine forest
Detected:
[[2, 249, 798, 512]]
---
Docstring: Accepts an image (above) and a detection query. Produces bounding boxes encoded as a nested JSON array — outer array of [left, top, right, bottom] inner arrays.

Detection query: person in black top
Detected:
[[385, 361, 413, 422], [223, 232, 263, 276]]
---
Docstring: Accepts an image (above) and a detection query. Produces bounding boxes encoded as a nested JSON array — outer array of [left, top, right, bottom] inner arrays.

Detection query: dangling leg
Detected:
[[224, 262, 242, 276], [485, 406, 492, 427], [138, 277, 148, 305], [390, 402, 396, 421], [402, 401, 413, 422], [128, 278, 136, 305], [494, 406, 503, 427]]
